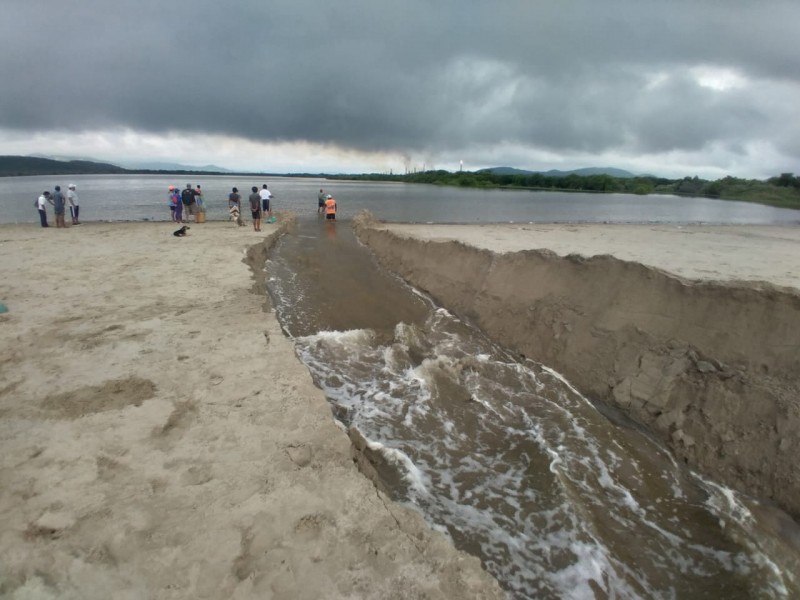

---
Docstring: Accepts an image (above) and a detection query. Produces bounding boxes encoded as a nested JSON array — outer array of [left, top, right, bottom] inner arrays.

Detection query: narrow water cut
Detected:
[[265, 217, 799, 599]]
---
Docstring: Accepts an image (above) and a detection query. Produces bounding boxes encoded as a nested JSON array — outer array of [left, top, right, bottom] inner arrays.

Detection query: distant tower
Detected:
[[460, 160, 463, 172]]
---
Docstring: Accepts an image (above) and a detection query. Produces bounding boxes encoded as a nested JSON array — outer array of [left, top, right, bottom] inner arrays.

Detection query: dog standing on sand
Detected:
[[173, 225, 190, 237]]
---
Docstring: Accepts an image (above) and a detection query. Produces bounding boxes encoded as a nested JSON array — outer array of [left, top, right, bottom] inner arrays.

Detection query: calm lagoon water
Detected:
[[2, 174, 800, 225]]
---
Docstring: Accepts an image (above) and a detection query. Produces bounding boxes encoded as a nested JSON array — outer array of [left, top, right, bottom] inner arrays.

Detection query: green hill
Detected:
[[483, 166, 636, 178], [544, 167, 636, 178], [0, 156, 127, 177]]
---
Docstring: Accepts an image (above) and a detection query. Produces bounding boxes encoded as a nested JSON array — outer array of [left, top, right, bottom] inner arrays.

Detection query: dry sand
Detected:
[[0, 220, 503, 599], [356, 219, 800, 520], [373, 223, 800, 290]]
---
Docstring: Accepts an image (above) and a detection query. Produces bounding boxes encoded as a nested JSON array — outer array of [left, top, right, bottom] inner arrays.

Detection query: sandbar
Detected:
[[0, 220, 503, 599], [4, 218, 799, 598]]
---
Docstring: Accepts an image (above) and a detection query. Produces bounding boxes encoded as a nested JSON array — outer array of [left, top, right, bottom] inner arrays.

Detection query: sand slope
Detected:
[[370, 223, 800, 290], [0, 221, 503, 599], [355, 219, 800, 520]]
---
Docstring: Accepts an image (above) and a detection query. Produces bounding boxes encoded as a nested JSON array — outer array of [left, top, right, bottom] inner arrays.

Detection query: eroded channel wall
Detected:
[[355, 220, 800, 519]]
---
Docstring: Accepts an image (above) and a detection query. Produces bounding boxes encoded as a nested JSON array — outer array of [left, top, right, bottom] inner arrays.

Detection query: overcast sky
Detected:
[[2, 0, 799, 178]]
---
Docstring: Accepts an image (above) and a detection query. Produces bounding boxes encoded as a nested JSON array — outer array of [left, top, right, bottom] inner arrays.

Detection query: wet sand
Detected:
[[0, 220, 503, 599]]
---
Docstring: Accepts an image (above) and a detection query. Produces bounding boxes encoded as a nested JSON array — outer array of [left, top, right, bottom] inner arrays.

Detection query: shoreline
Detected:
[[0, 221, 503, 599], [355, 218, 800, 520]]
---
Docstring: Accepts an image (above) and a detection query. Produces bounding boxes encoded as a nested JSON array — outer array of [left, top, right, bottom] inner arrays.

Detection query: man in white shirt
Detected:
[[67, 184, 80, 225], [37, 191, 50, 227], [258, 184, 273, 220]]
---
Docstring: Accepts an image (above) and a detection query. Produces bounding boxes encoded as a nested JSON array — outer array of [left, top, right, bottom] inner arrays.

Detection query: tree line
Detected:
[[327, 170, 800, 209]]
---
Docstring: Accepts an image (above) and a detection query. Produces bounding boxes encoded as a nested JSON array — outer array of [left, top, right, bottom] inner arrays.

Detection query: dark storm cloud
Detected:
[[628, 73, 769, 154], [2, 0, 800, 167]]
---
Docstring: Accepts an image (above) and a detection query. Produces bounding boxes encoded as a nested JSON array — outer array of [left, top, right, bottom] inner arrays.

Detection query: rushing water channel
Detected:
[[266, 217, 799, 599]]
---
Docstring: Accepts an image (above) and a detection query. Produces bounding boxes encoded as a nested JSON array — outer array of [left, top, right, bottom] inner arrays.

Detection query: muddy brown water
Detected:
[[265, 217, 800, 600]]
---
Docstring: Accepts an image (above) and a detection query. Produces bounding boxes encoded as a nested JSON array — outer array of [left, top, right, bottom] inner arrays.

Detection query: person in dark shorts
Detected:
[[317, 189, 326, 214], [37, 191, 50, 227], [258, 184, 273, 219], [324, 194, 337, 220], [67, 184, 80, 224], [248, 186, 262, 231]]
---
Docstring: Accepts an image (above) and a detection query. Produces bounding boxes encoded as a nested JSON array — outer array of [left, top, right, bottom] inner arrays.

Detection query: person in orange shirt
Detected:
[[324, 194, 337, 220]]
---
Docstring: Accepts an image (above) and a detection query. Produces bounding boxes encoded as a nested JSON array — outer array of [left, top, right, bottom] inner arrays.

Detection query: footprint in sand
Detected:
[[285, 443, 313, 468], [180, 464, 213, 486]]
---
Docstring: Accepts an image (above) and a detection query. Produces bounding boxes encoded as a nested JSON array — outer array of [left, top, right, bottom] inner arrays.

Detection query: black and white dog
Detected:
[[173, 225, 190, 237]]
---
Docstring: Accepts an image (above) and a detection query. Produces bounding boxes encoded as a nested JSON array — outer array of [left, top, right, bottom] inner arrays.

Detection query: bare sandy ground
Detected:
[[373, 223, 800, 290], [0, 220, 503, 599]]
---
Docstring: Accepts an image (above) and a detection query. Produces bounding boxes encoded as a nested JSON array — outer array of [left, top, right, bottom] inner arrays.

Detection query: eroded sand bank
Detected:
[[0, 221, 503, 599], [355, 218, 800, 520]]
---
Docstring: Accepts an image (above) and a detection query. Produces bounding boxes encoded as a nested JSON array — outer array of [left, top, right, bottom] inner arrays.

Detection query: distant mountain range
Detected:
[[0, 156, 127, 177], [2, 154, 640, 179], [26, 153, 230, 173], [0, 155, 232, 177], [117, 160, 231, 172], [481, 166, 638, 178]]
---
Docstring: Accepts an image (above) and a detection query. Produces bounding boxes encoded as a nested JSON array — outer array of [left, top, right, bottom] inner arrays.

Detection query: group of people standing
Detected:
[[168, 183, 204, 223], [226, 184, 275, 231], [36, 184, 80, 228], [34, 181, 340, 229], [224, 185, 336, 231]]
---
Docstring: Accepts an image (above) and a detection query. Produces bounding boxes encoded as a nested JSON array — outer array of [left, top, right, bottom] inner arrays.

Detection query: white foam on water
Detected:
[[361, 433, 430, 495], [286, 303, 796, 599], [697, 476, 796, 595], [545, 542, 643, 600], [310, 328, 375, 345]]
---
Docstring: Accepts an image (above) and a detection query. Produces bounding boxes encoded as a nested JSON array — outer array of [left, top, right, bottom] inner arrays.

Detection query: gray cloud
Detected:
[[2, 0, 800, 176]]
